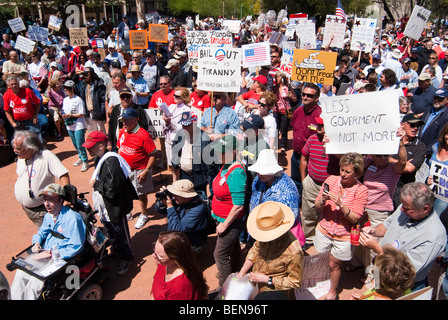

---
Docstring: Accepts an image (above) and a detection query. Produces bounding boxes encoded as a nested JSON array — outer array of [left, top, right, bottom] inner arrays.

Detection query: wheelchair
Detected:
[[6, 185, 112, 300]]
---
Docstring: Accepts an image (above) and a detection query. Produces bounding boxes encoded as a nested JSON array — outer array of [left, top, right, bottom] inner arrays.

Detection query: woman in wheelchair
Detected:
[[10, 183, 86, 300]]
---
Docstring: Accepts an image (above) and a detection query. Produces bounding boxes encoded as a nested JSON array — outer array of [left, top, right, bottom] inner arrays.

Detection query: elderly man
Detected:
[[397, 57, 419, 89], [105, 71, 137, 117], [166, 58, 187, 88], [12, 130, 70, 227], [117, 107, 157, 229], [10, 183, 86, 300], [148, 75, 175, 109], [408, 73, 438, 114], [360, 182, 447, 291], [141, 50, 167, 94], [2, 50, 26, 79]]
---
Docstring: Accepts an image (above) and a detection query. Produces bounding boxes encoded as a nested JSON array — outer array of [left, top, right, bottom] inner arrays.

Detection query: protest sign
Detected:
[[28, 25, 49, 43], [396, 287, 433, 300], [148, 24, 168, 43], [295, 251, 330, 300], [69, 28, 88, 46], [289, 13, 308, 24], [404, 5, 431, 40], [429, 162, 448, 201], [322, 15, 346, 49], [295, 20, 316, 49], [279, 41, 295, 77], [223, 20, 241, 34], [351, 18, 377, 52], [48, 15, 62, 31], [129, 30, 148, 49], [241, 42, 270, 67], [8, 18, 26, 33], [186, 30, 232, 66], [15, 35, 36, 54], [197, 47, 241, 93], [285, 24, 296, 38], [291, 49, 337, 85], [320, 90, 401, 154], [145, 108, 165, 139]]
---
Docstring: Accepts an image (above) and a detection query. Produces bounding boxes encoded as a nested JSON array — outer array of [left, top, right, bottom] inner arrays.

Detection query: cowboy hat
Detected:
[[248, 149, 283, 175], [247, 201, 295, 242], [166, 180, 198, 198]]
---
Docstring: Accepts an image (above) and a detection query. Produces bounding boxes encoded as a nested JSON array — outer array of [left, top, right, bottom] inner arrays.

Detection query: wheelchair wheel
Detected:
[[76, 283, 102, 300]]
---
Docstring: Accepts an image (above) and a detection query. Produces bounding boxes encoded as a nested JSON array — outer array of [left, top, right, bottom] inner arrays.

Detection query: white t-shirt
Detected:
[[262, 113, 277, 146], [15, 150, 69, 208], [62, 95, 86, 131]]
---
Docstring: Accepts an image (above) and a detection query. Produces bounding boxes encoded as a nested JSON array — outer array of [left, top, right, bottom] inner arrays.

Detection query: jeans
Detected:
[[68, 129, 88, 162], [273, 111, 289, 149], [214, 218, 243, 286], [290, 151, 303, 207]]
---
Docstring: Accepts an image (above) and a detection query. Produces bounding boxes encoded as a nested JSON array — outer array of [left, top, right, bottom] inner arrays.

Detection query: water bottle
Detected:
[[52, 245, 60, 261]]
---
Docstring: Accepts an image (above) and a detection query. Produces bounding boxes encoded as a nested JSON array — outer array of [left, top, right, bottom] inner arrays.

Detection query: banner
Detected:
[[129, 30, 148, 49], [291, 49, 338, 85], [241, 42, 270, 67], [403, 5, 431, 40], [8, 18, 26, 33], [322, 15, 346, 49], [197, 47, 241, 93], [48, 15, 62, 31], [186, 30, 232, 66], [351, 18, 377, 52], [320, 90, 401, 154], [28, 25, 49, 43], [14, 35, 36, 54], [69, 28, 88, 46], [148, 24, 168, 43], [429, 162, 448, 202], [295, 20, 316, 49]]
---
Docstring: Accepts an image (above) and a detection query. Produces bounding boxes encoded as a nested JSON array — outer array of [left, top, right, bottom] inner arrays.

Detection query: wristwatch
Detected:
[[268, 276, 273, 285]]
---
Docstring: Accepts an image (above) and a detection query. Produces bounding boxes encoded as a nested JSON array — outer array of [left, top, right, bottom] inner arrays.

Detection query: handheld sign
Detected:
[[403, 5, 431, 40], [28, 25, 49, 42], [48, 15, 62, 31], [320, 90, 401, 154], [322, 15, 346, 49], [295, 20, 316, 49], [291, 49, 337, 85], [15, 35, 36, 54], [429, 162, 448, 202], [129, 30, 148, 49], [351, 18, 377, 52], [148, 24, 168, 43], [241, 42, 270, 67], [8, 18, 26, 33], [69, 28, 89, 47]]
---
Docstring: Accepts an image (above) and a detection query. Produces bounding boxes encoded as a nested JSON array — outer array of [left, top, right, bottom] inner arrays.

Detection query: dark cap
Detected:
[[434, 88, 448, 98], [242, 114, 265, 130], [121, 107, 138, 119], [119, 87, 133, 97], [402, 113, 424, 124]]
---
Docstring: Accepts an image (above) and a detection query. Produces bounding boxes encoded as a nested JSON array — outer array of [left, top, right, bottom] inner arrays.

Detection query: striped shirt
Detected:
[[316, 175, 368, 239], [301, 134, 340, 184], [363, 157, 401, 212]]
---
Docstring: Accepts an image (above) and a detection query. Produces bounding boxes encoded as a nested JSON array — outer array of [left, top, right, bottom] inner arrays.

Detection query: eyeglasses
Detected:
[[301, 92, 316, 98], [270, 55, 279, 58], [159, 82, 169, 86], [429, 57, 437, 59], [133, 57, 139, 59]]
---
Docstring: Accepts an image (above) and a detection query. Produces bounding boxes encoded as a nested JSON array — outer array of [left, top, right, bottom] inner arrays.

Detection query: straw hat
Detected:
[[129, 64, 142, 73], [247, 201, 295, 242], [248, 149, 283, 175], [166, 179, 198, 198]]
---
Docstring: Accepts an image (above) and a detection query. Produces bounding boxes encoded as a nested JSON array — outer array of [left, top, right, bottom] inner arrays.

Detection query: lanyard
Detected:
[[26, 153, 35, 198]]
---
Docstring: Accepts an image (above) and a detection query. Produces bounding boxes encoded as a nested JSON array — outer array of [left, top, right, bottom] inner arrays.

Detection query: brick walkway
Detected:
[[0, 131, 445, 300]]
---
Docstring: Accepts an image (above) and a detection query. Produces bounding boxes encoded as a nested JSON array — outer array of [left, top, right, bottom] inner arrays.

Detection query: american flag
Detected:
[[244, 45, 268, 64], [39, 64, 48, 77], [336, 0, 346, 21]]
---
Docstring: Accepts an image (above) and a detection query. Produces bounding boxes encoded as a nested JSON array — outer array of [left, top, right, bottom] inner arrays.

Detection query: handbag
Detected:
[[350, 223, 360, 246], [64, 117, 77, 126]]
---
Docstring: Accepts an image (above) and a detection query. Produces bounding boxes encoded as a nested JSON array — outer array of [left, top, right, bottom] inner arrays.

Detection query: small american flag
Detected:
[[39, 64, 48, 77], [244, 46, 268, 64], [336, 0, 346, 21]]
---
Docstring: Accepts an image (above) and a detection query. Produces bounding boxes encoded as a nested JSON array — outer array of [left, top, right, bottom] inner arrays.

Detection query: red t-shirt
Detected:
[[148, 89, 175, 109], [190, 91, 211, 112], [151, 264, 200, 300], [3, 88, 40, 122], [117, 126, 156, 170], [241, 90, 262, 106]]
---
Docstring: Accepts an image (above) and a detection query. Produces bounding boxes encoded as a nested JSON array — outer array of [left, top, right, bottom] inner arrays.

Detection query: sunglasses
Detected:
[[259, 102, 267, 107], [408, 123, 421, 128], [174, 94, 181, 99], [301, 93, 316, 98], [159, 83, 169, 86], [213, 95, 224, 100], [120, 94, 132, 99]]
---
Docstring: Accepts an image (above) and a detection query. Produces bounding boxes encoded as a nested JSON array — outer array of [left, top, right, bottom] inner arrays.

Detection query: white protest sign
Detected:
[[295, 20, 316, 49], [285, 24, 296, 38], [322, 15, 346, 49], [48, 15, 63, 31], [223, 20, 241, 34], [241, 42, 270, 67], [14, 35, 36, 54], [8, 18, 26, 33], [404, 5, 431, 40], [295, 251, 330, 300], [289, 13, 308, 25], [145, 108, 165, 139], [429, 162, 448, 202], [320, 90, 401, 154], [257, 13, 266, 30], [351, 18, 377, 52], [279, 41, 295, 77], [28, 25, 49, 42], [197, 47, 241, 93], [186, 30, 232, 66]]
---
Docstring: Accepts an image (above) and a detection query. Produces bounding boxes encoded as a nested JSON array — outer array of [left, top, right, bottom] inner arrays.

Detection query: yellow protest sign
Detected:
[[130, 30, 148, 49], [148, 24, 168, 43], [291, 49, 338, 85], [69, 28, 89, 47]]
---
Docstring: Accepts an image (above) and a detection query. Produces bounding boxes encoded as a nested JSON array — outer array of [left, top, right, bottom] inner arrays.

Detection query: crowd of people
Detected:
[[2, 9, 448, 301]]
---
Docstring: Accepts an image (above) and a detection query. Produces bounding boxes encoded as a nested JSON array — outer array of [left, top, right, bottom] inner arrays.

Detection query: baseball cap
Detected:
[[82, 131, 108, 149], [315, 116, 324, 125], [372, 54, 381, 60], [418, 73, 431, 81], [434, 88, 448, 98], [401, 113, 424, 125], [121, 107, 138, 119], [119, 87, 133, 98], [165, 59, 179, 69], [63, 80, 75, 88], [252, 75, 267, 85], [242, 114, 265, 130], [39, 183, 66, 198]]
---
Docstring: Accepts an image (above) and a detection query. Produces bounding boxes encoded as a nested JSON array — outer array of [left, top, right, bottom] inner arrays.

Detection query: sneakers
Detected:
[[81, 162, 89, 172], [116, 260, 132, 275], [126, 213, 134, 221], [73, 159, 83, 167], [134, 214, 149, 229]]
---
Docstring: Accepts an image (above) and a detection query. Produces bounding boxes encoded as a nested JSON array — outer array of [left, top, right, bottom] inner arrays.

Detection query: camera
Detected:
[[155, 189, 171, 200]]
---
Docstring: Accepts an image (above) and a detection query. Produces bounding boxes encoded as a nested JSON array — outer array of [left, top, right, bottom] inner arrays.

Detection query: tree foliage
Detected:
[[168, 0, 259, 18]]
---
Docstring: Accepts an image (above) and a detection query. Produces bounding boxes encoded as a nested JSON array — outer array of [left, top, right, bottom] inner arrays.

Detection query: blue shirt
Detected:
[[249, 172, 301, 224], [128, 77, 150, 105], [32, 206, 86, 260], [200, 105, 240, 134]]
